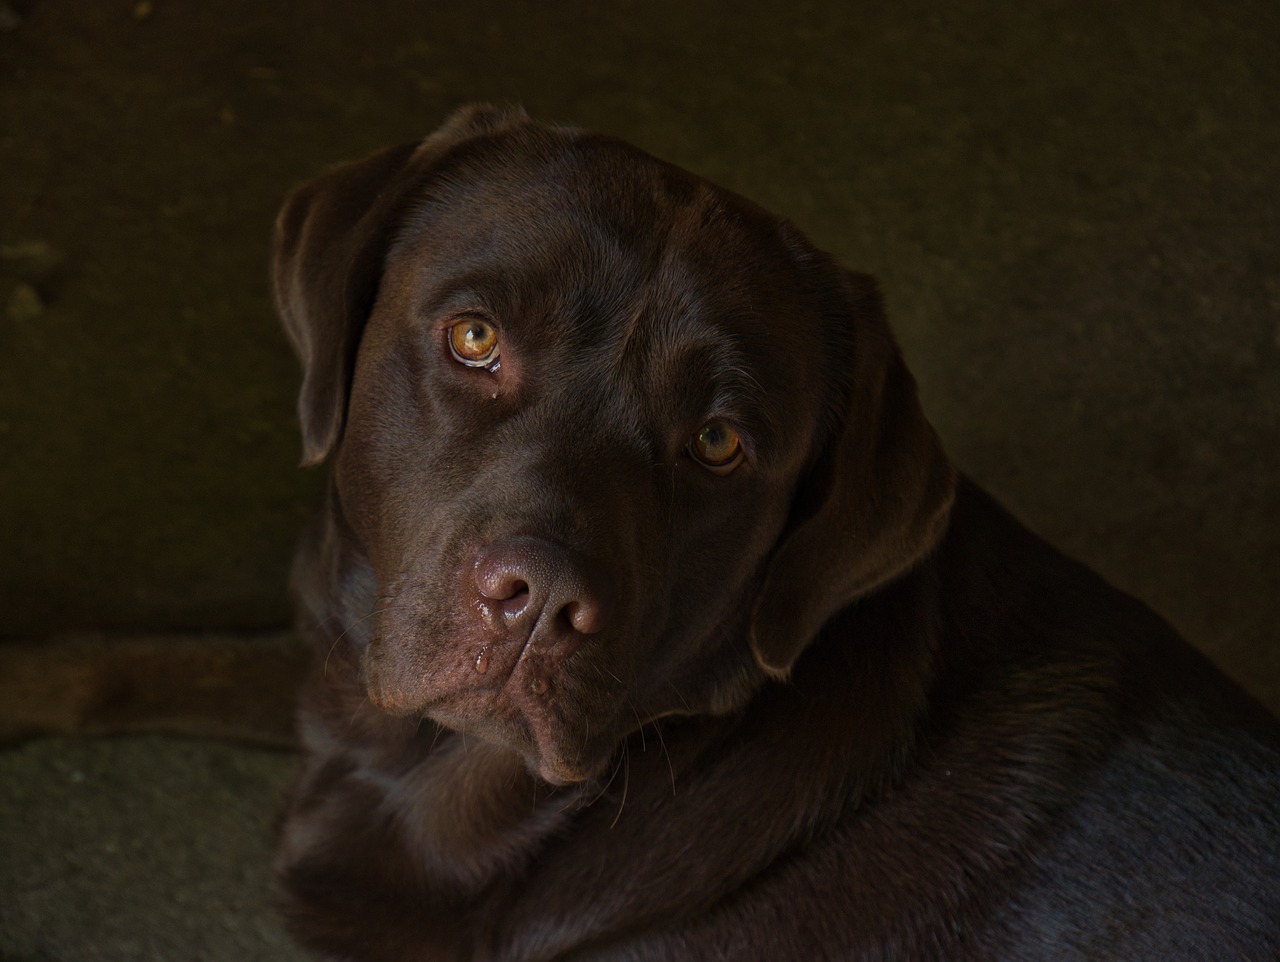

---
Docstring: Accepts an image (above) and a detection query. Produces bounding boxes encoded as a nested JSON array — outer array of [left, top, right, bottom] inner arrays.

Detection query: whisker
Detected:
[[609, 740, 630, 830], [625, 699, 646, 752], [665, 680, 693, 714], [322, 636, 344, 680], [323, 603, 419, 679], [580, 747, 625, 812], [652, 721, 677, 797], [348, 694, 373, 736]]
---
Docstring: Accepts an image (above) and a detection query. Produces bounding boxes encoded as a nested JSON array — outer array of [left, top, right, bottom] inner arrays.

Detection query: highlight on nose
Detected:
[[474, 558, 530, 605], [472, 536, 610, 642], [562, 597, 606, 635]]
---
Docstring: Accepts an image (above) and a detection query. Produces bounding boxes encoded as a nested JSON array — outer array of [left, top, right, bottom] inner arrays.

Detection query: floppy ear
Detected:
[[749, 268, 956, 677], [272, 103, 530, 465]]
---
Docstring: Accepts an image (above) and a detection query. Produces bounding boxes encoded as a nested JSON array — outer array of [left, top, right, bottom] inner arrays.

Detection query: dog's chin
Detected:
[[530, 750, 608, 788], [365, 673, 614, 787], [361, 627, 628, 785], [428, 703, 613, 787]]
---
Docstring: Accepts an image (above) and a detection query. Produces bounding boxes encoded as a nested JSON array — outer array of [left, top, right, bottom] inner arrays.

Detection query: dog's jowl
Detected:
[[272, 105, 1280, 961]]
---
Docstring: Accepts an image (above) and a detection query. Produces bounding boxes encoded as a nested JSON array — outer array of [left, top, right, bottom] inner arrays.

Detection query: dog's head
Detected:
[[274, 105, 954, 784]]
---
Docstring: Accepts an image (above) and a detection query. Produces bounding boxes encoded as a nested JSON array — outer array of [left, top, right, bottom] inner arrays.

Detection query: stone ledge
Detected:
[[0, 632, 310, 748]]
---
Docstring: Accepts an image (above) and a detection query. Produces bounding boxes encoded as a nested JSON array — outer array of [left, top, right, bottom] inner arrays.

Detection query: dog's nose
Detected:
[[472, 537, 610, 641]]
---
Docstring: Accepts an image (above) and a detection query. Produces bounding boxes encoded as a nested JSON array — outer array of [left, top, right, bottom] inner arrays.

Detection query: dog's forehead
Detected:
[[394, 127, 801, 290]]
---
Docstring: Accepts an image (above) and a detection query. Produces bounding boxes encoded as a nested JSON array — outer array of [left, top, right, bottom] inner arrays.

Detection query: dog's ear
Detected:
[[749, 267, 956, 677], [272, 103, 530, 465]]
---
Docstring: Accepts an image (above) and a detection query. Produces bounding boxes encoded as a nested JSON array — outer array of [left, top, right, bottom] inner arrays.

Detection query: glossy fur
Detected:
[[272, 105, 1280, 961]]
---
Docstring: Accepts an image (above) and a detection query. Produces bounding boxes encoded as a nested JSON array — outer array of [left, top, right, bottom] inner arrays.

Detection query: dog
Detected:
[[271, 104, 1280, 961]]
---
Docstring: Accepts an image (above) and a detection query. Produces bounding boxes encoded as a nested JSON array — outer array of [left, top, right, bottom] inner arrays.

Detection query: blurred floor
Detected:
[[0, 737, 304, 962]]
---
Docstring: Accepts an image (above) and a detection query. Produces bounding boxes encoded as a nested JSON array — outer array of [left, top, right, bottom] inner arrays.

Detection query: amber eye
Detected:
[[447, 318, 500, 368], [689, 421, 744, 473]]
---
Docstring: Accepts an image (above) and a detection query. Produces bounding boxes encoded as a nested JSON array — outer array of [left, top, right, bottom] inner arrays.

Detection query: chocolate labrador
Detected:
[[271, 105, 1280, 961]]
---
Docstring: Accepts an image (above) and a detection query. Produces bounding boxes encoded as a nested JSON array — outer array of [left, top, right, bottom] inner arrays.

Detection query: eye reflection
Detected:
[[689, 421, 743, 473], [448, 319, 500, 368]]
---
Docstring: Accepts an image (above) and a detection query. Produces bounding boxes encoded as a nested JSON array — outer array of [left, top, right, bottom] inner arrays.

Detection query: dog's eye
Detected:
[[447, 319, 500, 368], [689, 422, 744, 474]]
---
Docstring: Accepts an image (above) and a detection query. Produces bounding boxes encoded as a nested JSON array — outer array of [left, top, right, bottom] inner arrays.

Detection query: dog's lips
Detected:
[[365, 626, 620, 786], [420, 687, 611, 786]]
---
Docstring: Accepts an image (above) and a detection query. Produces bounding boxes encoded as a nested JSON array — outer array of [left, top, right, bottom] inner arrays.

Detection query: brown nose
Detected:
[[472, 536, 610, 643]]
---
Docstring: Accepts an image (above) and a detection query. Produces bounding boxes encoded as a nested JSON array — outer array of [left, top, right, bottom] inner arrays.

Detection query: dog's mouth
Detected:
[[364, 613, 628, 786], [422, 689, 612, 787], [418, 684, 620, 787]]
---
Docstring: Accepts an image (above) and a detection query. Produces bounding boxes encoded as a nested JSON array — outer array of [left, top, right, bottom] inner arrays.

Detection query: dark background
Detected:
[[2, 0, 1277, 958]]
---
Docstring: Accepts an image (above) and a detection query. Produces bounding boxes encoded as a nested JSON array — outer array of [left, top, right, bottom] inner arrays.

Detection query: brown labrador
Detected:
[[271, 105, 1280, 961]]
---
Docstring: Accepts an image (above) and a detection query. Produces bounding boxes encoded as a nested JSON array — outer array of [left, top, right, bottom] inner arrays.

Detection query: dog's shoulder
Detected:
[[911, 478, 1280, 956], [979, 706, 1280, 959]]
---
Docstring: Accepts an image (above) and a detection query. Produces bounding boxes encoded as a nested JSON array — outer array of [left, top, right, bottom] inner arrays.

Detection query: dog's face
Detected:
[[338, 137, 830, 784], [275, 106, 954, 785]]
